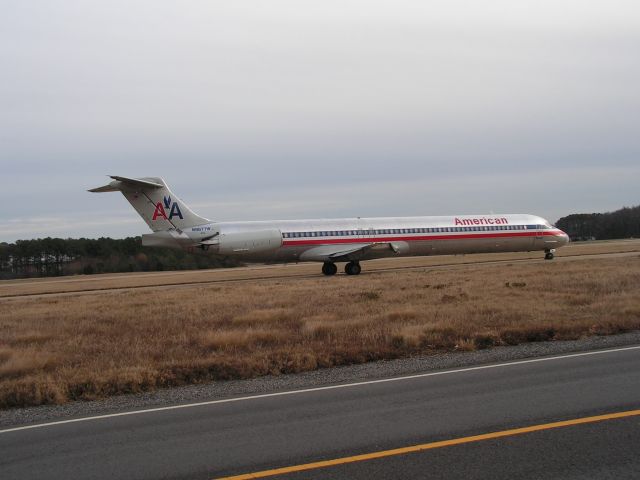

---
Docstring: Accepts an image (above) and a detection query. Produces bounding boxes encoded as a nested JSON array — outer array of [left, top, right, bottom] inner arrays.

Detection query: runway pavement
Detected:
[[2, 345, 639, 479]]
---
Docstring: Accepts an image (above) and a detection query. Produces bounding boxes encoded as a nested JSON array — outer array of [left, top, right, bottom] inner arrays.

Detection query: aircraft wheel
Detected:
[[322, 262, 337, 276], [544, 250, 554, 260], [345, 261, 361, 275]]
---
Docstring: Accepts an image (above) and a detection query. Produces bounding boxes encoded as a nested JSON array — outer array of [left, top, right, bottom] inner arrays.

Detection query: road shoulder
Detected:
[[2, 331, 640, 430]]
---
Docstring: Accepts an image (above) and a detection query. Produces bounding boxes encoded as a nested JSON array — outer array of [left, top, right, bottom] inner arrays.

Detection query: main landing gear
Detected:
[[322, 262, 338, 276], [544, 248, 555, 260], [345, 261, 361, 275], [321, 261, 362, 275]]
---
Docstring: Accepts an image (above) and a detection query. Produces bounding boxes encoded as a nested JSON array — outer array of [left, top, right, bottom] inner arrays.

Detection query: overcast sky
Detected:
[[1, 1, 638, 241]]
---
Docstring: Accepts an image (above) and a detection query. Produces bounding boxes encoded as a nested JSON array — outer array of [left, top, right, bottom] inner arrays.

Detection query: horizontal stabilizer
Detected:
[[109, 176, 163, 188], [87, 184, 119, 193], [88, 176, 163, 192]]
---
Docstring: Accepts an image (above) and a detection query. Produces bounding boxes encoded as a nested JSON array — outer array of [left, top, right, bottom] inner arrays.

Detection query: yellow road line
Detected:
[[215, 409, 640, 479]]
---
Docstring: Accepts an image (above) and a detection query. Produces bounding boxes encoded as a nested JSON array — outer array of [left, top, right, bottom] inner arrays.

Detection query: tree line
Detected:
[[0, 237, 239, 279], [555, 204, 640, 241]]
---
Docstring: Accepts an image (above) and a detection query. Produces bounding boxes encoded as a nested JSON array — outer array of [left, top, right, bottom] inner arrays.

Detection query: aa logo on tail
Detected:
[[152, 196, 183, 220]]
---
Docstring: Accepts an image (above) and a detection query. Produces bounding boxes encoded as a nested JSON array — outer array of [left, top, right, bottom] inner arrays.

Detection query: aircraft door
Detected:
[[534, 226, 544, 249]]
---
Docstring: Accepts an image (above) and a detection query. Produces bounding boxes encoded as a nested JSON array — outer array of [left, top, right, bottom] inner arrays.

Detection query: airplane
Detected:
[[90, 176, 570, 275]]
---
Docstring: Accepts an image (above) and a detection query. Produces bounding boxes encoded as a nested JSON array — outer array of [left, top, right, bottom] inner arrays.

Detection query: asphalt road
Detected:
[[2, 346, 640, 480]]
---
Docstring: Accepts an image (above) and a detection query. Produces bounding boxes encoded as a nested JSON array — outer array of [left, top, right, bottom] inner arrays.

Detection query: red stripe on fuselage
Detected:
[[281, 230, 563, 247]]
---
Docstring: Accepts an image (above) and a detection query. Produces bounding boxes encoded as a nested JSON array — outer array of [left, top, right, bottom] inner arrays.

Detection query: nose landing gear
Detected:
[[544, 249, 555, 260]]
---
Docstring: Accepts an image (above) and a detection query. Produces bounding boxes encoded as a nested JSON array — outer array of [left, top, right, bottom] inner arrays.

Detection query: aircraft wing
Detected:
[[326, 244, 375, 261], [299, 242, 406, 262]]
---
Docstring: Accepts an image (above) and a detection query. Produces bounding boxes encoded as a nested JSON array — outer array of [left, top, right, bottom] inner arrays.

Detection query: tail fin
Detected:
[[89, 176, 209, 231]]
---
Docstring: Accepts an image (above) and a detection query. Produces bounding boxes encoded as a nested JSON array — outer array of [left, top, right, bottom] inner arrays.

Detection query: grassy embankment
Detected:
[[1, 238, 638, 298], [0, 246, 639, 409]]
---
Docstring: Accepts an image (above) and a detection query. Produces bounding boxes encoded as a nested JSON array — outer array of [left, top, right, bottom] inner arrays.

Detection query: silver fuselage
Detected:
[[180, 213, 569, 263]]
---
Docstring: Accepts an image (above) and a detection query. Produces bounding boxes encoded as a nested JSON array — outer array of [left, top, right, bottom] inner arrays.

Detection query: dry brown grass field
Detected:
[[0, 246, 639, 409]]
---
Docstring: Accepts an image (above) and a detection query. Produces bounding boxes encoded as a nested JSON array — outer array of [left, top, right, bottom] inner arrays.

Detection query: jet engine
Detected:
[[216, 229, 283, 255]]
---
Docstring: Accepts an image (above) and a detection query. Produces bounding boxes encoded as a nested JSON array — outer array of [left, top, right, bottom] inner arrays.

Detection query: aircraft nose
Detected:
[[558, 230, 570, 245]]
